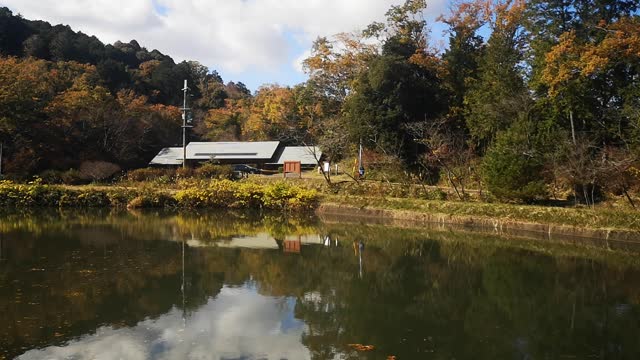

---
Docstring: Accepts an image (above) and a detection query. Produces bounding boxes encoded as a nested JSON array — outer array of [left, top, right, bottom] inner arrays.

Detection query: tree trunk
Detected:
[[446, 169, 462, 200], [623, 185, 636, 210]]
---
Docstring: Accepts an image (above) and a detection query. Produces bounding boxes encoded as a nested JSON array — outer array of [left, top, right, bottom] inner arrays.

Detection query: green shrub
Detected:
[[482, 122, 547, 203], [126, 168, 175, 182], [75, 190, 111, 207], [175, 167, 194, 179], [286, 187, 320, 211], [79, 161, 121, 181], [232, 182, 264, 208], [261, 182, 319, 211], [175, 179, 239, 208], [0, 180, 131, 208], [151, 175, 174, 186], [127, 192, 176, 209], [60, 169, 85, 185], [422, 188, 447, 201], [39, 170, 64, 184], [194, 163, 233, 179], [107, 188, 135, 207], [262, 182, 295, 210], [41, 168, 113, 186]]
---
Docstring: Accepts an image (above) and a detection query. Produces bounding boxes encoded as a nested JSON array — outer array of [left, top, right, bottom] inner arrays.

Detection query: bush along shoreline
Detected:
[[0, 180, 319, 212]]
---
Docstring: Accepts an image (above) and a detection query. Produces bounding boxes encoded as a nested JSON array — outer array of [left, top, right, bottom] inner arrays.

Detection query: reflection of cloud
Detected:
[[18, 329, 151, 360], [18, 286, 310, 360]]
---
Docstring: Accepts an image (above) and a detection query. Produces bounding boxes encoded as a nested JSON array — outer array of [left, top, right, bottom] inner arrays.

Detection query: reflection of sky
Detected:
[[18, 286, 310, 360]]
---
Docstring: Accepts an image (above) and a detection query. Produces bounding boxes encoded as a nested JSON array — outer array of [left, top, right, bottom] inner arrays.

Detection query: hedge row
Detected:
[[249, 177, 451, 200], [0, 180, 319, 212], [173, 180, 319, 211]]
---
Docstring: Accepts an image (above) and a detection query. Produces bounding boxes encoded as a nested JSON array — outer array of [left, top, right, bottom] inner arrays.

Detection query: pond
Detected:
[[1, 209, 639, 359]]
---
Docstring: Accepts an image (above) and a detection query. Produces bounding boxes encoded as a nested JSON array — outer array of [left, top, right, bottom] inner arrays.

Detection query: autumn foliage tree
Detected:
[[202, 99, 249, 141], [0, 1, 639, 204], [0, 57, 181, 176]]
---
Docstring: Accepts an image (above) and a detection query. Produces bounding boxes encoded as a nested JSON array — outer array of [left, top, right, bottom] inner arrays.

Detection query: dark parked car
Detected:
[[233, 164, 261, 177]]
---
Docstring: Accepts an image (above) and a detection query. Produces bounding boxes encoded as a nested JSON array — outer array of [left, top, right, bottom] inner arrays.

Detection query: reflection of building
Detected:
[[187, 234, 279, 249], [180, 233, 325, 253], [283, 236, 302, 254], [150, 142, 322, 168]]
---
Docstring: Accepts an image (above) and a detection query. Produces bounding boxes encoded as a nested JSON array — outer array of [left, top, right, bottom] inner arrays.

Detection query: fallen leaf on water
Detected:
[[347, 343, 375, 351], [387, 356, 397, 360]]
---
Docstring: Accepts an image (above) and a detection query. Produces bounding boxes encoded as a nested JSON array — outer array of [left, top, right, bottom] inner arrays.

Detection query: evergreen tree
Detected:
[[465, 1, 528, 147]]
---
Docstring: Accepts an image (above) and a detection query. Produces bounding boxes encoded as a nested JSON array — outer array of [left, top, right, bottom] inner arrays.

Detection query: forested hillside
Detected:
[[0, 6, 249, 175], [1, 0, 640, 205]]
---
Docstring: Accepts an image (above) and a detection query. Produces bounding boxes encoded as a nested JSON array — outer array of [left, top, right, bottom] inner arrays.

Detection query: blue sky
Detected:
[[2, 0, 450, 91]]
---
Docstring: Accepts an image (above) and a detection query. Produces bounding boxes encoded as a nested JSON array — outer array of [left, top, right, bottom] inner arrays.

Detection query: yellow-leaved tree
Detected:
[[243, 85, 298, 141]]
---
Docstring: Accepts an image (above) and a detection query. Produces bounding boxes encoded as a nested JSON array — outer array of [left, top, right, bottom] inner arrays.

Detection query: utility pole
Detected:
[[181, 80, 193, 169]]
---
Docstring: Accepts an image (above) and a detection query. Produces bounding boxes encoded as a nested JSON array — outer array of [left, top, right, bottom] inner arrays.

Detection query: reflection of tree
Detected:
[[2, 212, 640, 359], [0, 229, 225, 359], [463, 252, 640, 359], [292, 225, 640, 359], [0, 209, 321, 245]]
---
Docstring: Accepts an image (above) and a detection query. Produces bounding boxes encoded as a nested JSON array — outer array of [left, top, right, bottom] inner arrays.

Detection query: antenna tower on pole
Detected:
[[182, 80, 193, 169]]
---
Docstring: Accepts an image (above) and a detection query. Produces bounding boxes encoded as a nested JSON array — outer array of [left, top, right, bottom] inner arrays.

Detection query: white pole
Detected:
[[358, 138, 363, 167], [358, 138, 363, 178]]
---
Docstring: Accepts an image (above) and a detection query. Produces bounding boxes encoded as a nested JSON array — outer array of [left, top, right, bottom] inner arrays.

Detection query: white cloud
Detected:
[[2, 0, 448, 84], [293, 49, 311, 74], [17, 286, 311, 360]]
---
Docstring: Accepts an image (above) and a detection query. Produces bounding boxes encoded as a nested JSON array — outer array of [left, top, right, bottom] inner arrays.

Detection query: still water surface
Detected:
[[1, 210, 639, 359]]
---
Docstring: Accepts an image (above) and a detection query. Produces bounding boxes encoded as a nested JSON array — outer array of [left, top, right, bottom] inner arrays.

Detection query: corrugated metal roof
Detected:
[[186, 141, 281, 161], [149, 147, 183, 165], [270, 146, 322, 165]]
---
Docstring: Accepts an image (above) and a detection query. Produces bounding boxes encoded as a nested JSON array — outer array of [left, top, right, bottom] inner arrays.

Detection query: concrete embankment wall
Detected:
[[317, 203, 640, 251]]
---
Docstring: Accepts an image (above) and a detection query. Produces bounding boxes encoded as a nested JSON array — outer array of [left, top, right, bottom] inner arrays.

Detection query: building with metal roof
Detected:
[[149, 142, 323, 167], [149, 147, 183, 166], [186, 141, 281, 163], [269, 146, 322, 166]]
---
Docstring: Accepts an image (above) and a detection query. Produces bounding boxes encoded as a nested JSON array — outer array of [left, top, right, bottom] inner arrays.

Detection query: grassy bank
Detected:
[[0, 180, 318, 212], [3, 177, 639, 235], [321, 195, 640, 233]]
